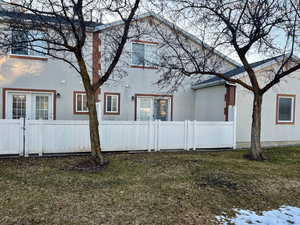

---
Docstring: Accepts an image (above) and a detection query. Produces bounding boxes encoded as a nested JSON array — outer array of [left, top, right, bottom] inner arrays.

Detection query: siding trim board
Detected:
[[132, 40, 159, 45], [2, 88, 57, 120], [276, 94, 296, 125], [9, 55, 48, 61], [134, 94, 173, 121], [130, 65, 158, 70], [224, 84, 236, 121]]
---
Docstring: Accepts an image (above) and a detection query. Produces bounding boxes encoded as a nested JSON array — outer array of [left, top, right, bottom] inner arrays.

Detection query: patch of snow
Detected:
[[216, 205, 300, 225]]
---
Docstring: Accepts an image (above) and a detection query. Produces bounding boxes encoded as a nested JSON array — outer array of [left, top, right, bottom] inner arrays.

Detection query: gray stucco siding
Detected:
[[194, 85, 226, 121], [0, 57, 88, 120], [100, 67, 195, 121], [236, 71, 300, 146]]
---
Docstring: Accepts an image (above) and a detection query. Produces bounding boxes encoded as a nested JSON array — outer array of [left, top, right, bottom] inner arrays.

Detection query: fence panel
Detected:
[[0, 119, 236, 155], [26, 120, 90, 155], [0, 119, 23, 155], [158, 121, 186, 150], [194, 122, 235, 148], [100, 121, 151, 151]]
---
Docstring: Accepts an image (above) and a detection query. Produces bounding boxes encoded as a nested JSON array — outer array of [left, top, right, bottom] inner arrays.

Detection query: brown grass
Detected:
[[1, 147, 300, 225]]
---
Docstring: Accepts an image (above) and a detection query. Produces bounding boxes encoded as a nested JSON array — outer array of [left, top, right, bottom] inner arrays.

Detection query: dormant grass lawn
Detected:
[[1, 147, 300, 225]]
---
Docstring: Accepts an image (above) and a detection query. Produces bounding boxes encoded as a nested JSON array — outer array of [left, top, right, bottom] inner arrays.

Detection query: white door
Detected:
[[32, 94, 52, 120], [6, 92, 53, 120], [137, 97, 153, 121], [7, 93, 29, 119], [136, 96, 172, 121]]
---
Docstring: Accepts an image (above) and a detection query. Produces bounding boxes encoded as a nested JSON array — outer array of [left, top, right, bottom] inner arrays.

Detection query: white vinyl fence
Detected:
[[0, 119, 236, 156]]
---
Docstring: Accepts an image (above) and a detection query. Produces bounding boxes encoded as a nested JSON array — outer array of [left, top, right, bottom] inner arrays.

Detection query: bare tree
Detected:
[[149, 0, 300, 160], [0, 0, 141, 165]]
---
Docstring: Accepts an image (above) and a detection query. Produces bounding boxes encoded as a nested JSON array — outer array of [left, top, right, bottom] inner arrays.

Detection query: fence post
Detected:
[[156, 120, 161, 152], [148, 120, 152, 152], [24, 118, 29, 157], [193, 120, 196, 150], [184, 120, 188, 151], [96, 102, 102, 121], [39, 121, 43, 156], [232, 106, 237, 149], [19, 118, 25, 156]]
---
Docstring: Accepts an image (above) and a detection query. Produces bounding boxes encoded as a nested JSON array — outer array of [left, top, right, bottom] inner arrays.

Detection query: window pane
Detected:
[[132, 43, 145, 65], [111, 96, 118, 112], [12, 95, 26, 119], [30, 31, 47, 56], [11, 30, 28, 55], [138, 97, 152, 120], [279, 97, 293, 121], [154, 99, 169, 121], [35, 96, 49, 120], [77, 94, 82, 112], [82, 95, 88, 112], [106, 96, 112, 112], [145, 45, 158, 66]]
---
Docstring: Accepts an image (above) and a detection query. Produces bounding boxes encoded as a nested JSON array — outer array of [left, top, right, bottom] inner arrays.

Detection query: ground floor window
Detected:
[[135, 94, 172, 121], [276, 94, 296, 124], [104, 93, 120, 115], [4, 88, 55, 120], [74, 91, 88, 114]]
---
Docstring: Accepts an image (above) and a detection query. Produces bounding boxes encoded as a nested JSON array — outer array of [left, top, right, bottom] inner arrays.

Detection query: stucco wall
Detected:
[[194, 85, 226, 121], [100, 69, 196, 121], [0, 31, 94, 120], [236, 68, 300, 147], [0, 57, 89, 120]]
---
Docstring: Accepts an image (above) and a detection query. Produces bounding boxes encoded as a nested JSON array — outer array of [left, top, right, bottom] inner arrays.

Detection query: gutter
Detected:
[[191, 80, 226, 90]]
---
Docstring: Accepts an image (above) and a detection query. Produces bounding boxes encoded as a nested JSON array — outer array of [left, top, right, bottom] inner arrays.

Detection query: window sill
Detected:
[[74, 111, 89, 115], [276, 121, 295, 125], [130, 65, 158, 70], [9, 54, 48, 61], [104, 112, 120, 115]]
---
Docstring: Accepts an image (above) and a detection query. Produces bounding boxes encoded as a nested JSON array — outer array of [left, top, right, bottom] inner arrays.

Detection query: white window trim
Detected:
[[75, 92, 88, 113], [131, 41, 158, 67], [5, 90, 54, 120], [104, 93, 120, 114], [277, 95, 296, 124]]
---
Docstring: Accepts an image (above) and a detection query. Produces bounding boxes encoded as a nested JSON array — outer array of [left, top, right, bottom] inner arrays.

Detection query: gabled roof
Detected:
[[95, 11, 241, 67], [192, 54, 300, 89]]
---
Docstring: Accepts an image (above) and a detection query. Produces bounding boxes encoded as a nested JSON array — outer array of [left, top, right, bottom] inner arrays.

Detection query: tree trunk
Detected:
[[86, 90, 105, 165], [250, 93, 265, 160]]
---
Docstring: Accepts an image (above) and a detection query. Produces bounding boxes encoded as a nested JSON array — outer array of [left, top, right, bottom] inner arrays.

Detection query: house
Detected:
[[1, 8, 299, 149], [0, 11, 239, 122], [192, 55, 300, 148]]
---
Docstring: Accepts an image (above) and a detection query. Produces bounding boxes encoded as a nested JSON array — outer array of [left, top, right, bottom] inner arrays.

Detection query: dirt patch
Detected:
[[67, 160, 109, 172], [197, 172, 239, 190]]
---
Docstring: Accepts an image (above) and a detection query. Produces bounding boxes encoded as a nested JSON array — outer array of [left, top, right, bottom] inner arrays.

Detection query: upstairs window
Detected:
[[276, 94, 296, 124], [131, 41, 158, 67], [11, 30, 47, 56]]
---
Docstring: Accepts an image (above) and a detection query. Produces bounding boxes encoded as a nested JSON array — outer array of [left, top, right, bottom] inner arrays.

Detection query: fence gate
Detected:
[[0, 118, 25, 156]]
